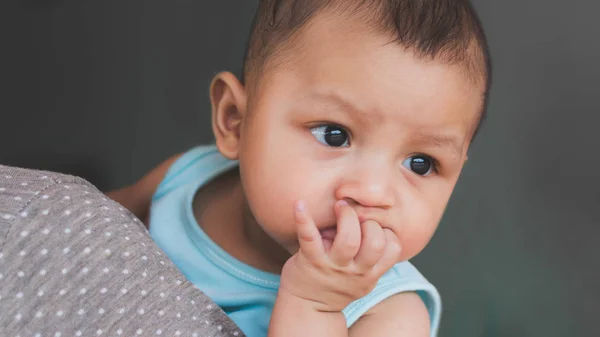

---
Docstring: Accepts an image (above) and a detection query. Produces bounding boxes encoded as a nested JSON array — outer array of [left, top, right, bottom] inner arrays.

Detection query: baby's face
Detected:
[[237, 14, 483, 262]]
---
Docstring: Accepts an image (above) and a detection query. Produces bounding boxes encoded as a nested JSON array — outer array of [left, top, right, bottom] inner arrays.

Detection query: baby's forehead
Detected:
[[266, 11, 485, 93], [246, 1, 489, 102]]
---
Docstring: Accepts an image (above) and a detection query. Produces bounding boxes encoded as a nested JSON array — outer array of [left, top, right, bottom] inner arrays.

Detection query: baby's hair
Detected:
[[241, 0, 492, 139]]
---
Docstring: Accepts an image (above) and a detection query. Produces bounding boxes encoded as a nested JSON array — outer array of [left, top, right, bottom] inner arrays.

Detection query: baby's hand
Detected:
[[279, 200, 402, 313]]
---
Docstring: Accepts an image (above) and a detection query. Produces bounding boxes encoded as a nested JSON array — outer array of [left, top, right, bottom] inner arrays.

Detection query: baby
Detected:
[[108, 1, 491, 336]]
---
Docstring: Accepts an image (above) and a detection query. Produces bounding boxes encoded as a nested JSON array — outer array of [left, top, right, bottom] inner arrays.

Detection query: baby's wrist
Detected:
[[270, 288, 348, 337], [276, 287, 343, 314]]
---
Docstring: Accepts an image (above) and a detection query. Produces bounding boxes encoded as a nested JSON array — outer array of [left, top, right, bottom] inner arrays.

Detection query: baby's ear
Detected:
[[209, 72, 247, 160]]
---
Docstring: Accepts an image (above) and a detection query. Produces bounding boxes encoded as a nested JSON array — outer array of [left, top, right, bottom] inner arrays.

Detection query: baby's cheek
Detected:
[[398, 200, 442, 260], [252, 191, 292, 226], [248, 179, 302, 235]]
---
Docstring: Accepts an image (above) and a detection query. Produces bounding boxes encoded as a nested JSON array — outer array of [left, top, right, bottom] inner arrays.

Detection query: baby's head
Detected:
[[210, 0, 491, 262]]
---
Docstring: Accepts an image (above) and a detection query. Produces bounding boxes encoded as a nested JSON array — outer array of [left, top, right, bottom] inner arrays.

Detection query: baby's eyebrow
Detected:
[[413, 132, 464, 156], [306, 91, 383, 124], [307, 90, 361, 112]]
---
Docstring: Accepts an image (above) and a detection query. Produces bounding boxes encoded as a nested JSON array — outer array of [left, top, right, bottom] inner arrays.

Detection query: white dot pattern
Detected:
[[0, 167, 244, 337]]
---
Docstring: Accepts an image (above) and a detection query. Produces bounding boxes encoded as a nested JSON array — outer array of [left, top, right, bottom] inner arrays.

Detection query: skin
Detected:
[[203, 10, 484, 337], [108, 9, 485, 337]]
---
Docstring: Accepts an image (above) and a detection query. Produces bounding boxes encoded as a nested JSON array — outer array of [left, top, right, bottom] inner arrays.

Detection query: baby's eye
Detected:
[[310, 125, 350, 147], [402, 155, 435, 176]]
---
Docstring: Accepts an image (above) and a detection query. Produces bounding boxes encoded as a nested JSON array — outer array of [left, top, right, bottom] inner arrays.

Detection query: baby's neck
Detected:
[[192, 168, 290, 274]]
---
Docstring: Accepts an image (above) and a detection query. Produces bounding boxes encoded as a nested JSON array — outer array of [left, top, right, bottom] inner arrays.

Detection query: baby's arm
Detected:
[[348, 291, 430, 336], [105, 153, 181, 225], [269, 200, 428, 337], [270, 291, 347, 336], [271, 291, 430, 337]]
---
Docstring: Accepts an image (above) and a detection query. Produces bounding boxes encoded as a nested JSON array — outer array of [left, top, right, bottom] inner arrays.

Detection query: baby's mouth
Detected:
[[319, 227, 337, 241]]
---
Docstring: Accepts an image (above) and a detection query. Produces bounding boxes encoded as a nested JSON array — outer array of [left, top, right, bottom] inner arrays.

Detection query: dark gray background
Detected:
[[0, 1, 598, 336]]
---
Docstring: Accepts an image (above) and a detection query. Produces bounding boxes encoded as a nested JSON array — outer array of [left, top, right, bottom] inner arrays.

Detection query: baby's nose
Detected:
[[335, 168, 395, 209]]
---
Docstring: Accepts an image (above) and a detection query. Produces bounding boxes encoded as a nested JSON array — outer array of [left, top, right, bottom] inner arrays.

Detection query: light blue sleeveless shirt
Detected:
[[149, 145, 441, 337]]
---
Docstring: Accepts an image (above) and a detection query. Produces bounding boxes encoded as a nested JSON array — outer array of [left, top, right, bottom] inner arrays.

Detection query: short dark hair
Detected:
[[241, 0, 492, 140]]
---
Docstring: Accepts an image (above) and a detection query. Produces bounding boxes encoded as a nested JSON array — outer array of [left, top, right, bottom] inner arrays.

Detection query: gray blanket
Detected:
[[0, 164, 244, 336]]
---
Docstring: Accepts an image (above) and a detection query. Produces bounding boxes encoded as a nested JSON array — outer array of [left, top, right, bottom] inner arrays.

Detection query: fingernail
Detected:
[[295, 200, 305, 212]]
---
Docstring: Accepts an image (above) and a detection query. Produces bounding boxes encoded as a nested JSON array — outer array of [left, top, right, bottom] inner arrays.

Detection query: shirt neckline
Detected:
[[182, 151, 281, 289]]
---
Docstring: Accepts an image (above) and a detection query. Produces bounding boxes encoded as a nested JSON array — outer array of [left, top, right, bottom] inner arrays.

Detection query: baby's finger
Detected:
[[354, 220, 386, 270], [294, 200, 325, 262], [329, 200, 361, 266], [372, 228, 403, 276]]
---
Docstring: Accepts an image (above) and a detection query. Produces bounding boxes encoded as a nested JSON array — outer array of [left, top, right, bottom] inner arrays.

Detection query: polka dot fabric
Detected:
[[0, 165, 244, 336]]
